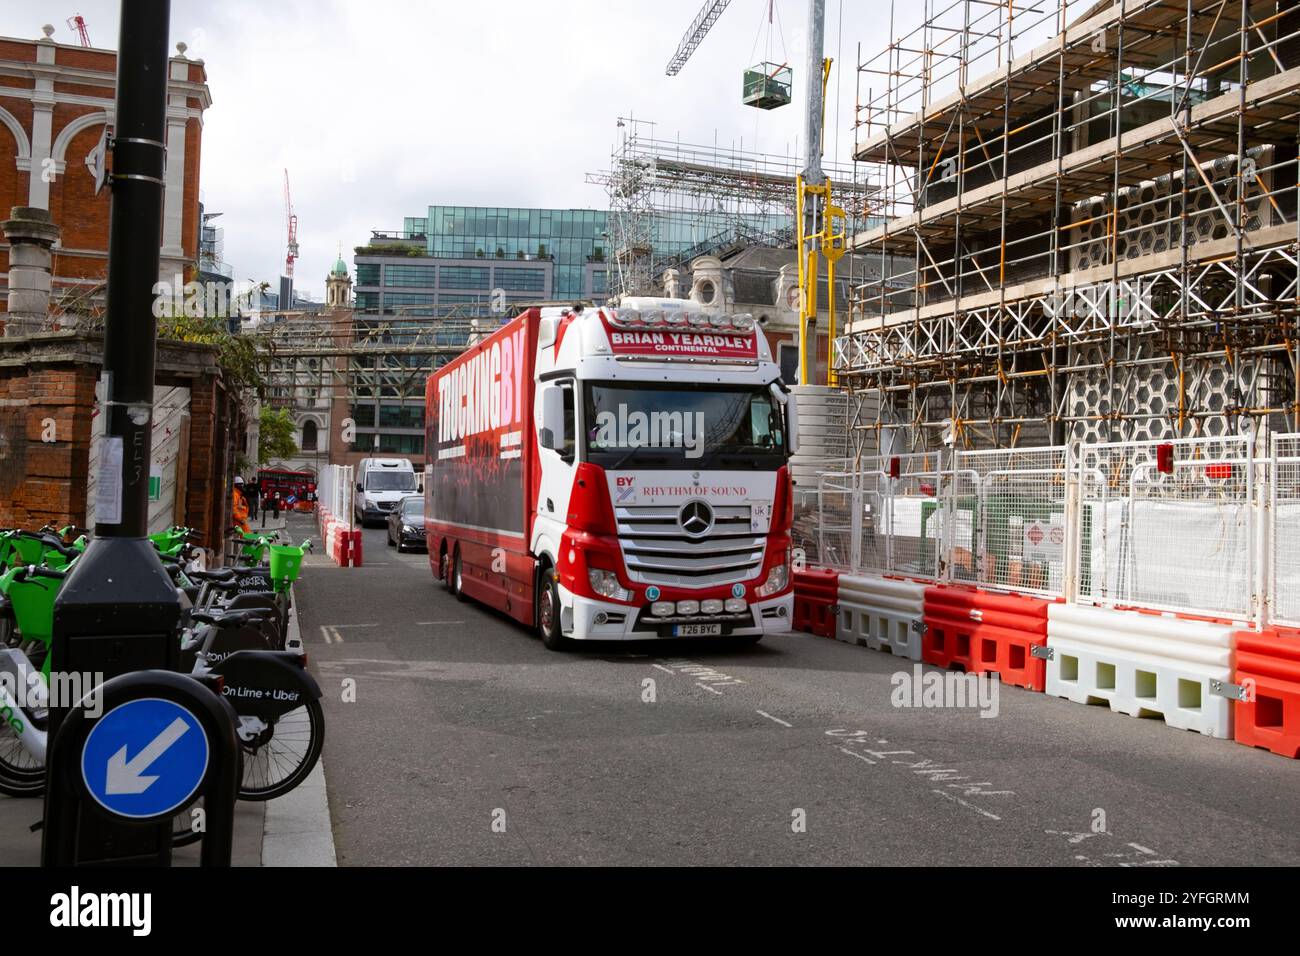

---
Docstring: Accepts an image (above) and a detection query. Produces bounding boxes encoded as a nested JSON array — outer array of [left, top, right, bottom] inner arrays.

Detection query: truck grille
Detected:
[[615, 504, 765, 588]]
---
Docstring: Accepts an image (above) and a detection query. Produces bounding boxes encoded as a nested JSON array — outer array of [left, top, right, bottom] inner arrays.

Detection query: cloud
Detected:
[[3, 0, 919, 297]]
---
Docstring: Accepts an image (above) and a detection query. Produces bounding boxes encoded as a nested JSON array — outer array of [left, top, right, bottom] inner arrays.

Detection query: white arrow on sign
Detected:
[[104, 716, 190, 795]]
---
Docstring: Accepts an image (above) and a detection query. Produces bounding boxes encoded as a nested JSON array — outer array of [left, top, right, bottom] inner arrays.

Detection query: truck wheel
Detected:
[[452, 549, 467, 602], [537, 566, 569, 651]]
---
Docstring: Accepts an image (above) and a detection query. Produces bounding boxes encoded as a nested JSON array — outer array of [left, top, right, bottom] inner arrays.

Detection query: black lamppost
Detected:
[[47, 0, 182, 866]]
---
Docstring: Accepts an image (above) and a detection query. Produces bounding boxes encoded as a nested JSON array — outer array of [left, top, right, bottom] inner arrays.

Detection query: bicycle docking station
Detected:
[[45, 537, 188, 864], [42, 669, 241, 867]]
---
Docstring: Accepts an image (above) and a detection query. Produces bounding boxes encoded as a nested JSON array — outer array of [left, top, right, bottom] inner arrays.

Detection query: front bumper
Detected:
[[558, 584, 793, 641], [398, 528, 427, 549]]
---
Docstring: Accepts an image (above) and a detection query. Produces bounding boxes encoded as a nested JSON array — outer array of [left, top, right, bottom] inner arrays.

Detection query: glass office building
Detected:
[[404, 207, 609, 300]]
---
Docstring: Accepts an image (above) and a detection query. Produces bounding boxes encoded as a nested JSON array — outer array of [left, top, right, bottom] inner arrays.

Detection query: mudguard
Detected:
[[211, 649, 322, 721]]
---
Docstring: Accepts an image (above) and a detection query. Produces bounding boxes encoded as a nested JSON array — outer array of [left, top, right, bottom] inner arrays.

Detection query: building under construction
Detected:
[[587, 118, 877, 297], [836, 0, 1300, 452]]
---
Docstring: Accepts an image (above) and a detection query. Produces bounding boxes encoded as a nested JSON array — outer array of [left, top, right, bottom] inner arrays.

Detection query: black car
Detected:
[[386, 495, 427, 553]]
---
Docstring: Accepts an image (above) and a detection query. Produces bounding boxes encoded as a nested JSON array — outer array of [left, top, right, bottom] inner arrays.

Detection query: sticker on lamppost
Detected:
[[80, 697, 209, 819], [87, 125, 111, 195]]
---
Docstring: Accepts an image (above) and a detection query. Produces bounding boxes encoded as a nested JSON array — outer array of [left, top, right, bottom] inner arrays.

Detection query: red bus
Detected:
[[256, 468, 317, 512]]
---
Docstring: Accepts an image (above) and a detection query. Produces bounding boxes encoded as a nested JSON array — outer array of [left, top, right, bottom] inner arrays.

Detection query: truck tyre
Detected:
[[452, 548, 467, 602], [537, 565, 569, 651]]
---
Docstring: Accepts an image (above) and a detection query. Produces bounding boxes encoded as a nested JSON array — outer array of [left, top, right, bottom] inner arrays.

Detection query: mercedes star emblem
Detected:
[[679, 500, 714, 537]]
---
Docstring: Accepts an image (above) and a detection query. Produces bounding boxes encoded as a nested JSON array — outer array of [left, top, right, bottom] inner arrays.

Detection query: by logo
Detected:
[[615, 476, 636, 502]]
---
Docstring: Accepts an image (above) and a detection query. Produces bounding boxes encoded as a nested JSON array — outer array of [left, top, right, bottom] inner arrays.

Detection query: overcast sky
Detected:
[[7, 1, 908, 299]]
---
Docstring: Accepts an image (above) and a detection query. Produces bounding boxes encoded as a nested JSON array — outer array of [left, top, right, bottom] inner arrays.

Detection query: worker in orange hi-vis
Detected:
[[232, 475, 251, 535]]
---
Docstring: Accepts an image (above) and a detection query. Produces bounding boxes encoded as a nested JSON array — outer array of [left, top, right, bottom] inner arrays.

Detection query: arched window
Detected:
[[301, 420, 319, 451]]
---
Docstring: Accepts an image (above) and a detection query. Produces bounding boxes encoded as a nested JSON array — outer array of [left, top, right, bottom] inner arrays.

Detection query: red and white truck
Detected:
[[424, 301, 798, 649]]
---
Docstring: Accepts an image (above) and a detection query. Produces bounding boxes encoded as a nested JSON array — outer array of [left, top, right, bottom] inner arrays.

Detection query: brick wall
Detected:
[[0, 333, 230, 553]]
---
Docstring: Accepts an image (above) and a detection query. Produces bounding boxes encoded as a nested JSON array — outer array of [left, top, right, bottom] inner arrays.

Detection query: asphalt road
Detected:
[[290, 514, 1300, 867]]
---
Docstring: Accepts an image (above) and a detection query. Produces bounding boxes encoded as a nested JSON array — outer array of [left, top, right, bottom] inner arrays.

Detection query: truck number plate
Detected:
[[674, 624, 721, 637]]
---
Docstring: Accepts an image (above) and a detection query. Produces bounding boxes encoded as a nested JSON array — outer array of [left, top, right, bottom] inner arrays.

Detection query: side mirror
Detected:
[[356, 483, 364, 493], [539, 386, 566, 452]]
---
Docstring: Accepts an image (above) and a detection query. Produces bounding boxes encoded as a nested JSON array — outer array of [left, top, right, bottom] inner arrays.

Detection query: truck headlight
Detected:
[[588, 568, 632, 602], [700, 599, 724, 614], [755, 550, 790, 597]]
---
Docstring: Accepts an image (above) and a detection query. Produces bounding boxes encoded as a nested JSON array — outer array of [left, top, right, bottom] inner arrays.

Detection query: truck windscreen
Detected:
[[366, 472, 417, 492], [584, 382, 786, 470]]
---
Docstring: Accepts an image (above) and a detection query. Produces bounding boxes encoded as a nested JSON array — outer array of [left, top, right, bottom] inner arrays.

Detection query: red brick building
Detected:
[[0, 24, 211, 311]]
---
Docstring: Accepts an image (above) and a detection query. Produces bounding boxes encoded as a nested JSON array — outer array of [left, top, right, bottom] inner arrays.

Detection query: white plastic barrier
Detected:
[[835, 573, 926, 660], [1044, 603, 1237, 738]]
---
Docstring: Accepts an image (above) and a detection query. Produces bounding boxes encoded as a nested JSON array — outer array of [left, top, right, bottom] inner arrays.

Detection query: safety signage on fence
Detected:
[[80, 697, 210, 819], [1023, 516, 1065, 563]]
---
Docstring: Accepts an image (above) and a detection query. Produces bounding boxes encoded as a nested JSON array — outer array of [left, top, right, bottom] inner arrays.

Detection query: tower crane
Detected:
[[665, 0, 844, 386], [665, 0, 733, 75], [284, 169, 299, 279], [66, 14, 91, 47]]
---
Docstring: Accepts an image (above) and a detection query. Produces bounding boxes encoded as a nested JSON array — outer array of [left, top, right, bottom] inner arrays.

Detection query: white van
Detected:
[[354, 457, 419, 526]]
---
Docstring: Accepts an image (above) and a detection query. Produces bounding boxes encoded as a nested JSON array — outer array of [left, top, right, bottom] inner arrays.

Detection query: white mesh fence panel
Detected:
[[1075, 436, 1253, 619], [956, 446, 1069, 597], [1271, 434, 1300, 626]]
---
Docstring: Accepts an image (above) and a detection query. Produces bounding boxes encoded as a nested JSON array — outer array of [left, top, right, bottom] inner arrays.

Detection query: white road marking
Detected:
[[651, 664, 675, 675], [696, 683, 723, 695], [416, 620, 465, 626], [839, 746, 876, 765], [932, 789, 1001, 821], [756, 710, 792, 728]]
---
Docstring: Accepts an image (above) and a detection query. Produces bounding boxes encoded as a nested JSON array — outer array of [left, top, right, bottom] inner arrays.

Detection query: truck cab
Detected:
[[530, 299, 796, 645]]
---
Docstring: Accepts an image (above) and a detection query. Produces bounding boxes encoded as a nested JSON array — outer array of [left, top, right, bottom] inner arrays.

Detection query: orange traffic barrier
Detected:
[[1234, 627, 1300, 759], [794, 567, 838, 638], [923, 585, 1051, 690]]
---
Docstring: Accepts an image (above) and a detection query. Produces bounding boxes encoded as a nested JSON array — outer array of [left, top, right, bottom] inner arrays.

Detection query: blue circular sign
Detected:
[[81, 697, 209, 820], [732, 583, 745, 598], [646, 586, 661, 601]]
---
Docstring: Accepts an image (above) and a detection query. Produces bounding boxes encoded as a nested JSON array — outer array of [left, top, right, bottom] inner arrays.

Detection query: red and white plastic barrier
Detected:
[[1233, 627, 1300, 758], [836, 573, 925, 660], [315, 507, 352, 568], [923, 585, 1051, 690], [793, 567, 838, 638], [1045, 603, 1236, 738]]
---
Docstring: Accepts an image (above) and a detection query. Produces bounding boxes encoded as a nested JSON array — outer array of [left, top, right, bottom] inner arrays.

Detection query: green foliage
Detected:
[[258, 406, 299, 464], [157, 313, 265, 392], [353, 244, 425, 258]]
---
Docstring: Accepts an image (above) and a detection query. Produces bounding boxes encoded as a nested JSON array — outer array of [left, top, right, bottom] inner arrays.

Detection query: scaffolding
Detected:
[[838, 0, 1300, 453], [586, 117, 879, 297], [250, 304, 485, 405]]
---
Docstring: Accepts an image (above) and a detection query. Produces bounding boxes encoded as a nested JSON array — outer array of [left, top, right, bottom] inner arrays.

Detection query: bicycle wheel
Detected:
[[238, 699, 324, 801], [0, 723, 45, 798]]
